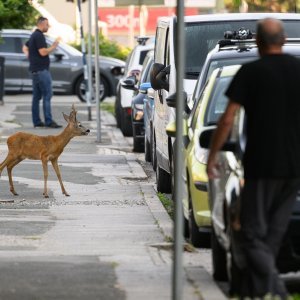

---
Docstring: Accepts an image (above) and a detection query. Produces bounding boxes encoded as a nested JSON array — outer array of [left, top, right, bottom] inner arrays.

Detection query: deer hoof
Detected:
[[63, 192, 70, 197], [10, 190, 18, 196], [44, 195, 49, 198]]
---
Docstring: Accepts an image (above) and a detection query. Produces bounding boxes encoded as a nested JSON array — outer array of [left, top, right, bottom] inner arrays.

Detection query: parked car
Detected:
[[143, 84, 155, 164], [0, 29, 125, 102], [115, 36, 154, 136], [150, 13, 300, 195], [200, 65, 300, 294], [130, 51, 154, 152]]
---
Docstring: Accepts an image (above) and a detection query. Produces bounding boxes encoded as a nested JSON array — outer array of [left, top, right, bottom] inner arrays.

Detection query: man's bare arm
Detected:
[[22, 45, 29, 57], [206, 101, 240, 179], [38, 38, 60, 57]]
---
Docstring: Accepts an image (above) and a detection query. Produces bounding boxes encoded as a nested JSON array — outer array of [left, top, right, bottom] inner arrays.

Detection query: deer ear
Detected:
[[63, 112, 70, 122], [71, 104, 77, 121]]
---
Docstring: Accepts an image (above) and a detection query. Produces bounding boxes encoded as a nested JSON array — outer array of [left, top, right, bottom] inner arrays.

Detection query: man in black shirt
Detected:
[[207, 18, 300, 298], [23, 16, 62, 128]]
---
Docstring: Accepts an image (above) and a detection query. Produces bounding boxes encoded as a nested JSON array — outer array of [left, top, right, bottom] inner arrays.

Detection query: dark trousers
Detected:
[[238, 178, 300, 299]]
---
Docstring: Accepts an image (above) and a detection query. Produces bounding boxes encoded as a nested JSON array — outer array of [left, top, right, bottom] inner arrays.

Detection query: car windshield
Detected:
[[205, 76, 232, 125], [182, 20, 300, 78]]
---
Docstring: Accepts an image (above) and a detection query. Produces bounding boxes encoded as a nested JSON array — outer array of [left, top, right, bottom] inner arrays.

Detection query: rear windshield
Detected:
[[205, 76, 231, 125], [182, 20, 300, 78]]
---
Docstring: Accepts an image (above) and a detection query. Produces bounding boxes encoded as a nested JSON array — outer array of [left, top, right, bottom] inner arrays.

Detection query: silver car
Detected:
[[0, 29, 125, 102]]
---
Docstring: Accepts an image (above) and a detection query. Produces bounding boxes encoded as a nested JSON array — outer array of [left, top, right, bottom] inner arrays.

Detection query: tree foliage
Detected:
[[225, 0, 299, 12], [0, 0, 40, 30], [71, 34, 131, 61]]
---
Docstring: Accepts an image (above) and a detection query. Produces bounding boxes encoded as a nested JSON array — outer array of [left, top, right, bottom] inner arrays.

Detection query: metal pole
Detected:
[[172, 0, 185, 299], [87, 0, 93, 117], [76, 0, 92, 120], [94, 0, 101, 142]]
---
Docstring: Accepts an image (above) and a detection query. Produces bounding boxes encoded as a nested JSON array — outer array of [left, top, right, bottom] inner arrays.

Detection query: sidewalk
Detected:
[[0, 95, 227, 300]]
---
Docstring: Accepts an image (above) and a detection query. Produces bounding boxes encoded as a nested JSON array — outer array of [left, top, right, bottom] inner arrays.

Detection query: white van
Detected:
[[150, 13, 300, 193]]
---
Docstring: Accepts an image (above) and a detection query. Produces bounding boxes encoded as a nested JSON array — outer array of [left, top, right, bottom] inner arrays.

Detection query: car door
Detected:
[[45, 39, 74, 93], [0, 36, 23, 91]]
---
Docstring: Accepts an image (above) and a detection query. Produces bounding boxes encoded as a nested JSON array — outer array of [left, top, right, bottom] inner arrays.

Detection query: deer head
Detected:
[[63, 104, 90, 136]]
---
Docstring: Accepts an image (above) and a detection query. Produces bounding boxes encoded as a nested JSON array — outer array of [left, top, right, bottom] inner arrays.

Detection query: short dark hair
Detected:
[[256, 19, 285, 47], [37, 16, 48, 25]]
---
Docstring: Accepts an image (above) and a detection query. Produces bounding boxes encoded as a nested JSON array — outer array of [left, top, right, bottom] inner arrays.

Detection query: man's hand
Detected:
[[206, 153, 220, 179]]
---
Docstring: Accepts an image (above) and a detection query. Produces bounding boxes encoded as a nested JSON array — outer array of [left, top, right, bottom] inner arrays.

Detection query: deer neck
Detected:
[[55, 126, 74, 149]]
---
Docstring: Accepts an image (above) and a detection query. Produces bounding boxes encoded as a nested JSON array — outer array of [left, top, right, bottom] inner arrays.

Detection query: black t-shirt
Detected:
[[26, 29, 49, 72], [226, 54, 300, 179]]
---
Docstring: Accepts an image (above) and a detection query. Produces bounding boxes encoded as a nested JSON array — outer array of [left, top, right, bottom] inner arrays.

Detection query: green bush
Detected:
[[71, 34, 131, 61]]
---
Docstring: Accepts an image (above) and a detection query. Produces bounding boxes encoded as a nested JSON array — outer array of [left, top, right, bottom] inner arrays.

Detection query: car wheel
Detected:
[[120, 108, 133, 136], [75, 75, 109, 102], [188, 199, 210, 248], [152, 132, 157, 171], [211, 226, 228, 281], [183, 213, 190, 239], [156, 165, 171, 193], [115, 89, 121, 128], [144, 134, 151, 162]]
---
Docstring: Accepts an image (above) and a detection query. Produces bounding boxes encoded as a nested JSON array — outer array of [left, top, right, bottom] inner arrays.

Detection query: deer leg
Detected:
[[42, 159, 49, 198], [7, 158, 23, 196], [0, 155, 12, 176], [51, 159, 70, 196]]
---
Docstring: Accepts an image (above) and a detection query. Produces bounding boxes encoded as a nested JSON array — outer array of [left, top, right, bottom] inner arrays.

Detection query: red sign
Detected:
[[99, 7, 199, 34]]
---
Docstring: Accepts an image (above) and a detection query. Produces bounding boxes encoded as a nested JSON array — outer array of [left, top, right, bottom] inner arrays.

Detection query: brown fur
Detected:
[[0, 105, 89, 198]]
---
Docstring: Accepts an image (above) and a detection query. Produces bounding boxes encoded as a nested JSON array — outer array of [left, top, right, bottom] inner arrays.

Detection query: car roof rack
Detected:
[[135, 36, 151, 46]]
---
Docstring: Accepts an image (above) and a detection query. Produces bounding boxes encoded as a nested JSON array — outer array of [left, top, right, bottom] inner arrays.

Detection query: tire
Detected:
[[211, 227, 228, 281], [115, 89, 121, 128], [133, 136, 144, 152], [156, 165, 171, 193], [183, 214, 190, 239], [120, 108, 133, 136], [75, 75, 108, 102], [188, 199, 210, 248], [152, 133, 157, 171], [144, 134, 151, 162]]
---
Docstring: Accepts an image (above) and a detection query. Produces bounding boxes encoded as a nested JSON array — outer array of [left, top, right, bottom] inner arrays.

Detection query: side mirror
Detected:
[[166, 118, 188, 138], [199, 128, 237, 152], [139, 82, 151, 94], [111, 66, 125, 76], [120, 75, 137, 90], [166, 92, 176, 108], [166, 121, 176, 138], [166, 91, 188, 109], [150, 63, 170, 91], [54, 53, 64, 61]]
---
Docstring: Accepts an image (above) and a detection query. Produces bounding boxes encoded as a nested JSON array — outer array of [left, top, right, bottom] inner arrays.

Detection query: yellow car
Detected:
[[185, 65, 241, 247], [167, 65, 240, 247]]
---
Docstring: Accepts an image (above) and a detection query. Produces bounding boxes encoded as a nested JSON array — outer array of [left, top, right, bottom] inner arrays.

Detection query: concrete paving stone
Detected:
[[0, 256, 125, 300]]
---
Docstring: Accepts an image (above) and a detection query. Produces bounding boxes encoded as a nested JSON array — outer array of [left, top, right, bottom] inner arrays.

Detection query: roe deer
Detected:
[[0, 104, 90, 198]]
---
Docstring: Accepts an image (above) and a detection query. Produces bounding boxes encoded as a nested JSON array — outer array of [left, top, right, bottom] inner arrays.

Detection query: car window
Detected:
[[205, 76, 232, 125], [139, 50, 150, 65], [176, 20, 300, 79], [206, 57, 256, 83], [190, 80, 209, 130], [0, 37, 22, 53]]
